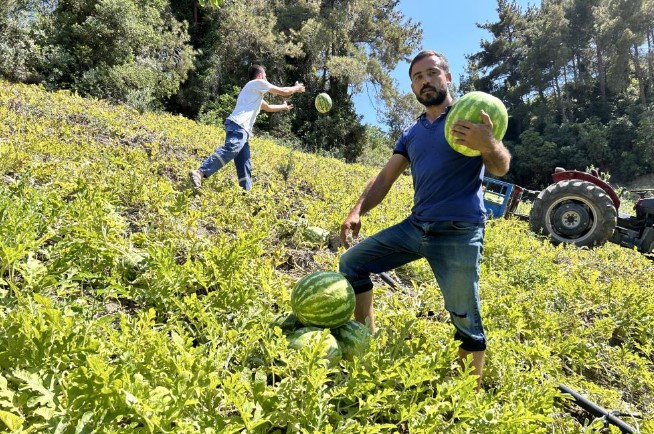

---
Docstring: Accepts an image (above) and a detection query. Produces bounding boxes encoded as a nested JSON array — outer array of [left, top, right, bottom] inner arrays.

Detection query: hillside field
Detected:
[[0, 81, 653, 433]]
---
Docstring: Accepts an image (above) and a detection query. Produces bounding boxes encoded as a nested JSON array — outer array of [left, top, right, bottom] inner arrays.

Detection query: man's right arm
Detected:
[[268, 81, 305, 97], [340, 154, 409, 246]]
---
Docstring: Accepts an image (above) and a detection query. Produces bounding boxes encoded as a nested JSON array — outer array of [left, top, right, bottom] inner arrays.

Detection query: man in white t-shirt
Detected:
[[189, 64, 305, 191]]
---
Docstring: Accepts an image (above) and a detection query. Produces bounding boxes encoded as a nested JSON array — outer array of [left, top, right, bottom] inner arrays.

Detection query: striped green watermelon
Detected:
[[315, 93, 332, 113], [444, 91, 508, 157], [303, 226, 330, 244], [120, 248, 149, 282], [270, 312, 302, 334], [287, 327, 342, 364], [290, 271, 355, 328], [331, 320, 371, 360]]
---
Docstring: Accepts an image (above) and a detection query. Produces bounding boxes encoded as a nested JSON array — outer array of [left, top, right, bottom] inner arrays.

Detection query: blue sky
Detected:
[[354, 0, 536, 128]]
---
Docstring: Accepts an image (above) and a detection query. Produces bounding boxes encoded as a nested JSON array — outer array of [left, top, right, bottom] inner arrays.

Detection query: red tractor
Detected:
[[483, 168, 654, 253]]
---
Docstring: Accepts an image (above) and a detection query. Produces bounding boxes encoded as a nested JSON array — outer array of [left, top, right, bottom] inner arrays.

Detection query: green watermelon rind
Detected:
[[303, 226, 330, 243], [270, 312, 302, 334], [315, 93, 332, 113], [444, 91, 508, 157], [290, 271, 355, 328], [331, 320, 371, 360], [287, 327, 342, 363]]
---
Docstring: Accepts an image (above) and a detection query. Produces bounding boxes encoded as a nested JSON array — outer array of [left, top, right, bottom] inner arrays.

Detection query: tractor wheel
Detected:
[[529, 180, 617, 248]]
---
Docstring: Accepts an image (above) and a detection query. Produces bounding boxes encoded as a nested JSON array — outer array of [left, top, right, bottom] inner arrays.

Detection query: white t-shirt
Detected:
[[227, 79, 274, 136]]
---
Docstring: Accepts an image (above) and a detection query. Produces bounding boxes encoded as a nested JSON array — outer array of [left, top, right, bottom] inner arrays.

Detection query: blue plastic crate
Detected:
[[482, 178, 515, 218]]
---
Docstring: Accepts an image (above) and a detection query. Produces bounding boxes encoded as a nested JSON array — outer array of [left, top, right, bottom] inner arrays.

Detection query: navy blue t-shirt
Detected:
[[393, 109, 487, 223]]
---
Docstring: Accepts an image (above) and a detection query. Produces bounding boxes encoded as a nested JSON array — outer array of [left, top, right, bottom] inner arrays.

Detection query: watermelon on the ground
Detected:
[[120, 248, 149, 282], [303, 226, 330, 244], [291, 271, 355, 328], [331, 320, 371, 360], [270, 312, 303, 334], [287, 327, 342, 364], [444, 91, 508, 157]]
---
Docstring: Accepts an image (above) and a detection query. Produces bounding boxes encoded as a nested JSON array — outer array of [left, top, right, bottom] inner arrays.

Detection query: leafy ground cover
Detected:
[[0, 80, 652, 433]]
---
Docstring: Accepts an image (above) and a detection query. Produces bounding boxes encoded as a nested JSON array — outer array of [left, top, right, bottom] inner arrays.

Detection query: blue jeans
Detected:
[[339, 216, 486, 351], [199, 119, 252, 190]]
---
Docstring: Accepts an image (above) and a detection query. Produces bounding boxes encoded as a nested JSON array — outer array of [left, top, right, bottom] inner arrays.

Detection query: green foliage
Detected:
[[28, 0, 196, 112], [293, 90, 366, 162], [465, 0, 654, 188], [197, 0, 223, 8], [3, 0, 653, 184], [0, 80, 653, 432], [635, 108, 654, 167], [275, 148, 295, 184], [0, 0, 44, 83], [356, 125, 395, 168], [173, 0, 421, 160], [197, 85, 240, 127]]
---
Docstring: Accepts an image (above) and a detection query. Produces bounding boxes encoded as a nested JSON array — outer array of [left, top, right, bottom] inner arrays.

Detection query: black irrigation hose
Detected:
[[379, 274, 642, 433], [558, 384, 640, 433], [378, 272, 397, 289], [378, 268, 641, 432]]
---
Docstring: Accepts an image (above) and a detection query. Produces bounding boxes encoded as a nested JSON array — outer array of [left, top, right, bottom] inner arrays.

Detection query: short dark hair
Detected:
[[248, 64, 266, 80], [409, 50, 449, 78]]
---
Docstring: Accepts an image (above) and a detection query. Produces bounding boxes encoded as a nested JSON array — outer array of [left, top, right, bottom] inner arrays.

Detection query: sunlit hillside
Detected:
[[0, 81, 652, 433]]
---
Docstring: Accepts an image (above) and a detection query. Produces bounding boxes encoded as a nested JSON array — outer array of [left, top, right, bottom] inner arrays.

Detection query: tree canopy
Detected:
[[1, 0, 653, 184], [463, 0, 654, 186]]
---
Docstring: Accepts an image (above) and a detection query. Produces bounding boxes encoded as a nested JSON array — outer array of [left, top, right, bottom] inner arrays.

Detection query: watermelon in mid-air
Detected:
[[290, 271, 355, 328], [444, 91, 508, 157], [331, 320, 371, 360], [315, 93, 332, 113]]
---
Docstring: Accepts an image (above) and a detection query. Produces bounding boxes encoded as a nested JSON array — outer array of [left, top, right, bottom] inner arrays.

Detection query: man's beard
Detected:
[[416, 84, 448, 107]]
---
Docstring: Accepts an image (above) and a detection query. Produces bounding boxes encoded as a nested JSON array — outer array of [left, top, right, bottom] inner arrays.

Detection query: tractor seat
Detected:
[[637, 197, 654, 216]]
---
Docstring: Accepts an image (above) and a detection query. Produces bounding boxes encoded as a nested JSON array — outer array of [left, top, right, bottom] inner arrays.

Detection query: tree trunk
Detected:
[[554, 74, 566, 122], [632, 43, 647, 106], [596, 41, 606, 101], [648, 27, 654, 86]]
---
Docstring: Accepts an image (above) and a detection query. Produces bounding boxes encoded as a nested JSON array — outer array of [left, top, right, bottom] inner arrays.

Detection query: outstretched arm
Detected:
[[340, 154, 409, 247], [260, 100, 294, 113], [268, 81, 305, 97], [450, 110, 511, 176]]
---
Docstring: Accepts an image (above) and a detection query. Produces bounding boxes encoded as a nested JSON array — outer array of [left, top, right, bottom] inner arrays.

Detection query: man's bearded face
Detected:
[[416, 82, 448, 107]]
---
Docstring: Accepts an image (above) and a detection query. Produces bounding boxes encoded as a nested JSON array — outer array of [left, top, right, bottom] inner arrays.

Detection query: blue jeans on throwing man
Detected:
[[339, 215, 486, 351], [199, 119, 252, 190]]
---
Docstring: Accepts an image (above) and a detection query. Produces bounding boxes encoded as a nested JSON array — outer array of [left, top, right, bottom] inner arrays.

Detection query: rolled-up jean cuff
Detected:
[[351, 281, 374, 294], [455, 330, 487, 352]]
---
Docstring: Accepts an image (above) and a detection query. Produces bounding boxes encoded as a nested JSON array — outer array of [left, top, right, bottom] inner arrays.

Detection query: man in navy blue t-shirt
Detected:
[[339, 50, 511, 390]]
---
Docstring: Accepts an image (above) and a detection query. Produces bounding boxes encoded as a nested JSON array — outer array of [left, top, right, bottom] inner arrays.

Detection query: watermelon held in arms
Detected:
[[291, 270, 355, 328], [331, 320, 371, 360], [287, 327, 342, 364], [315, 93, 332, 113], [444, 91, 508, 157]]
